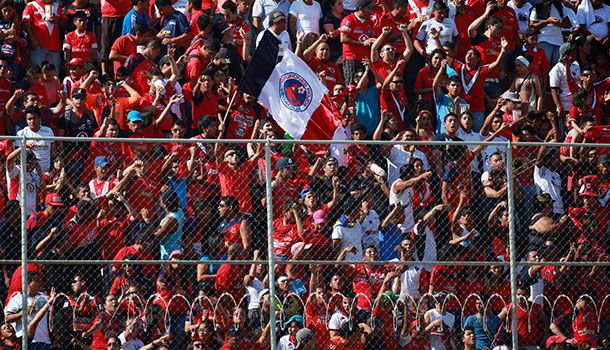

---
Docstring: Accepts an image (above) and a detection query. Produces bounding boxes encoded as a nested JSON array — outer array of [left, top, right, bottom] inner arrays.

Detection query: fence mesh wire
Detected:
[[0, 136, 608, 350]]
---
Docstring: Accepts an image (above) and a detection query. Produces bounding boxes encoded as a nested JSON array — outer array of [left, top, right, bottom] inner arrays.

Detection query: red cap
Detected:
[[45, 193, 65, 207], [546, 335, 566, 348], [65, 58, 84, 67]]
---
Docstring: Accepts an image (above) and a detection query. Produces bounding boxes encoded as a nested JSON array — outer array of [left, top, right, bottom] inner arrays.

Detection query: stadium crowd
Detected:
[[0, 0, 607, 348]]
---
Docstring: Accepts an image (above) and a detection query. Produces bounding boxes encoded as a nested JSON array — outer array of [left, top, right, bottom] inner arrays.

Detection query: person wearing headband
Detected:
[[511, 54, 543, 113]]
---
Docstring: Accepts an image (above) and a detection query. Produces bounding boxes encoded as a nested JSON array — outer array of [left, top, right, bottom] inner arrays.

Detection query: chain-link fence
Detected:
[[0, 135, 608, 350]]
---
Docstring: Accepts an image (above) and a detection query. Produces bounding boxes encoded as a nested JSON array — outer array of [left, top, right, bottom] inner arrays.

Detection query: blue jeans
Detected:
[[30, 47, 61, 75], [539, 42, 560, 67], [30, 343, 52, 350]]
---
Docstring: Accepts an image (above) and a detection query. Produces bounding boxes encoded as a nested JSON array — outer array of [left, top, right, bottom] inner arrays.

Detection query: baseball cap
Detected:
[[45, 193, 65, 207], [127, 110, 144, 122], [94, 156, 110, 168], [276, 157, 296, 169], [500, 91, 521, 102], [277, 275, 289, 284], [290, 241, 313, 255], [559, 42, 575, 60], [65, 58, 85, 67], [169, 250, 183, 260], [284, 314, 303, 326], [546, 335, 566, 348], [72, 88, 87, 99], [270, 10, 286, 23], [313, 209, 327, 224], [295, 328, 313, 348], [523, 26, 541, 37], [300, 188, 315, 199]]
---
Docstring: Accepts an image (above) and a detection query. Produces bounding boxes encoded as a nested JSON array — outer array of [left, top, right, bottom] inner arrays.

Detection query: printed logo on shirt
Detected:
[[279, 72, 313, 112]]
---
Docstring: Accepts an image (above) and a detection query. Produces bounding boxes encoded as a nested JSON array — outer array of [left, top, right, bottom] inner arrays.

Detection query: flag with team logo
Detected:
[[238, 31, 341, 142]]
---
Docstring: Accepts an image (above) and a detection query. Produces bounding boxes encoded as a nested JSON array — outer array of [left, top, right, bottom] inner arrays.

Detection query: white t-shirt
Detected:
[[576, 4, 610, 39], [390, 179, 415, 232], [533, 165, 564, 214], [530, 5, 565, 46], [277, 334, 297, 350], [456, 129, 483, 173], [7, 166, 40, 216], [330, 124, 351, 166], [328, 311, 349, 330], [256, 29, 292, 53], [416, 18, 458, 55], [549, 61, 581, 110], [388, 145, 430, 186], [288, 0, 321, 35], [5, 292, 51, 344], [16, 126, 54, 172], [117, 333, 145, 350], [507, 0, 533, 33], [398, 263, 424, 301], [361, 209, 380, 249], [332, 220, 364, 261], [427, 308, 456, 350]]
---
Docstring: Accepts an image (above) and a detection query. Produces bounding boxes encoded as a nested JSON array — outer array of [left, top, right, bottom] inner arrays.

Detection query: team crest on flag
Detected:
[[279, 73, 312, 112]]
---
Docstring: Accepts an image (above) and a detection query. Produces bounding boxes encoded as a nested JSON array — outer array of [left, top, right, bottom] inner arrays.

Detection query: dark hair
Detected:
[[222, 0, 237, 12], [197, 14, 212, 32], [160, 189, 182, 212], [351, 123, 366, 135], [24, 106, 41, 118], [148, 68, 164, 79], [0, 0, 15, 9], [26, 64, 42, 77], [220, 196, 239, 210], [447, 76, 460, 85], [399, 163, 415, 180], [115, 66, 131, 78], [188, 0, 202, 8], [198, 115, 217, 130], [430, 48, 447, 61], [130, 23, 149, 36], [572, 88, 589, 108], [393, 0, 407, 7], [145, 40, 162, 50], [155, 0, 172, 7], [72, 10, 87, 21]]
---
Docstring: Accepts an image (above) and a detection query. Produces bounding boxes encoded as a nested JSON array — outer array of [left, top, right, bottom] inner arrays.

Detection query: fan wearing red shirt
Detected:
[[377, 1, 410, 54], [489, 0, 519, 50], [370, 26, 413, 85], [339, 0, 376, 84], [452, 0, 484, 61], [222, 1, 250, 61], [215, 243, 246, 300], [183, 73, 220, 131], [100, 0, 132, 74], [184, 38, 215, 85], [63, 11, 98, 62], [579, 68, 610, 125], [300, 35, 344, 91], [214, 145, 262, 216], [225, 92, 259, 139], [519, 27, 549, 88], [82, 294, 122, 350], [380, 59, 409, 130], [109, 24, 148, 74], [272, 203, 302, 261], [124, 40, 162, 95], [449, 41, 506, 129], [22, 0, 68, 73], [498, 287, 546, 347], [414, 49, 446, 105], [471, 16, 504, 65]]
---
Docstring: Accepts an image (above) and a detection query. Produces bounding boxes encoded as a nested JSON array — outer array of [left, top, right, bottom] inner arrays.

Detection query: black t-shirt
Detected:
[[432, 133, 467, 164], [320, 14, 342, 61], [56, 108, 98, 159]]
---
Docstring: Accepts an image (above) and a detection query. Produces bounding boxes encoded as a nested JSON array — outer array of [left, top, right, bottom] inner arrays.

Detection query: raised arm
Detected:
[[371, 27, 391, 63], [467, 3, 495, 38], [488, 37, 508, 71], [432, 59, 447, 97], [382, 59, 407, 90]]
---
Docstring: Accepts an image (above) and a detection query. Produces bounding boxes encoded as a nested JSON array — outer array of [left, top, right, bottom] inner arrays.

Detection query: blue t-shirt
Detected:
[[356, 87, 380, 135], [463, 313, 501, 350], [160, 210, 184, 260], [379, 225, 402, 261], [434, 93, 467, 134], [122, 8, 150, 35]]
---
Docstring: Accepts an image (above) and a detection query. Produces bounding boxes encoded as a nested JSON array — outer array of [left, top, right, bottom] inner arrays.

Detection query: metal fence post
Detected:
[[19, 137, 28, 349], [506, 142, 519, 350], [264, 139, 277, 349]]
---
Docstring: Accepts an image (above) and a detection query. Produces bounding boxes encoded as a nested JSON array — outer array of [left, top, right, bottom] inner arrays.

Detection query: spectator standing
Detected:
[[288, 0, 322, 37], [6, 148, 43, 216], [122, 0, 150, 35], [549, 42, 580, 116], [251, 0, 290, 33], [100, 0, 131, 74], [109, 24, 149, 74], [339, 0, 376, 85], [156, 0, 191, 56], [415, 2, 459, 60], [15, 107, 55, 172], [63, 11, 98, 63], [530, 0, 571, 66], [332, 200, 365, 261], [22, 0, 68, 74]]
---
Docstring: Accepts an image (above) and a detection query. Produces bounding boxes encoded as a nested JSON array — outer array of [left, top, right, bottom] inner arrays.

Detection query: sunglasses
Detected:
[[392, 80, 403, 84]]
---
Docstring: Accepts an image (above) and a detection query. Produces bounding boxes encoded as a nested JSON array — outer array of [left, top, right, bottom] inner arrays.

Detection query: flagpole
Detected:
[[221, 90, 238, 129]]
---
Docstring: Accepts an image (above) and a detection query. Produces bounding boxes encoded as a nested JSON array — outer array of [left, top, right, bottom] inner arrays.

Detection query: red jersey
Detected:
[[227, 17, 250, 59], [589, 78, 610, 124], [112, 245, 156, 277], [346, 144, 370, 181], [346, 264, 391, 310], [429, 265, 460, 295], [414, 65, 437, 102], [492, 7, 518, 50], [453, 8, 480, 61], [64, 30, 98, 61], [307, 56, 344, 91], [339, 12, 376, 61], [215, 159, 256, 214], [521, 45, 549, 79], [30, 83, 49, 108], [505, 303, 543, 346], [380, 88, 408, 130], [124, 53, 156, 95], [183, 86, 219, 129], [83, 140, 126, 183], [98, 216, 130, 260], [452, 61, 496, 112], [110, 34, 138, 73], [475, 37, 502, 65], [272, 177, 302, 218], [90, 311, 122, 350], [69, 293, 100, 332], [66, 218, 100, 249], [272, 218, 299, 260], [378, 12, 409, 53], [101, 0, 130, 17], [373, 59, 402, 84], [305, 299, 329, 349], [226, 96, 258, 139], [215, 264, 245, 300], [185, 46, 209, 82], [88, 177, 118, 200], [22, 1, 66, 51]]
